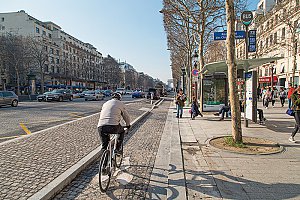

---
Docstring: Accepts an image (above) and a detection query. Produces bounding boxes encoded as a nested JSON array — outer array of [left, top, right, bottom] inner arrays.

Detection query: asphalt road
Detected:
[[0, 95, 146, 143]]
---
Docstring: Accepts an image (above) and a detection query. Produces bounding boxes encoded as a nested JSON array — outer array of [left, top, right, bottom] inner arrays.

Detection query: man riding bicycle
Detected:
[[97, 92, 131, 153]]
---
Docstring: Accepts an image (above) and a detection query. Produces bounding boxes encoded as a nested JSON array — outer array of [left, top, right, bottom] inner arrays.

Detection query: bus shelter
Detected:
[[200, 57, 283, 118]]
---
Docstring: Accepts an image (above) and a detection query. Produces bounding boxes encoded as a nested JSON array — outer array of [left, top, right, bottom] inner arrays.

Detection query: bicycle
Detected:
[[98, 126, 129, 192]]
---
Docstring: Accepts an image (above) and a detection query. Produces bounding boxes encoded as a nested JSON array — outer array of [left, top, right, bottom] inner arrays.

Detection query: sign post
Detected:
[[241, 11, 253, 127]]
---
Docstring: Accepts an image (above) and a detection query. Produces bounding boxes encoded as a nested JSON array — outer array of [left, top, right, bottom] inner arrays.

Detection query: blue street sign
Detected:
[[213, 31, 246, 40], [248, 30, 256, 52]]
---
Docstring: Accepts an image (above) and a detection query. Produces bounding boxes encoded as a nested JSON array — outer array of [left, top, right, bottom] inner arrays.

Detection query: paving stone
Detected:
[[54, 101, 170, 199], [0, 101, 152, 199]]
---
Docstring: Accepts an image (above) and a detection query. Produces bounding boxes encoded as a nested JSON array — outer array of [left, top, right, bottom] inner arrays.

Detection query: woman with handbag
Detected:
[[264, 88, 272, 109], [290, 86, 300, 142]]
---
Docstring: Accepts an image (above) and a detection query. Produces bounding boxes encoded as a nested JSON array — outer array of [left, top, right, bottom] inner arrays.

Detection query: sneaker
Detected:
[[219, 118, 224, 121], [180, 115, 182, 118], [289, 137, 296, 143], [213, 113, 219, 116], [176, 116, 179, 118]]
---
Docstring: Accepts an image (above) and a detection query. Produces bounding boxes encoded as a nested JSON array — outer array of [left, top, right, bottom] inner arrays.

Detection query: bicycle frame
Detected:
[[107, 134, 119, 171]]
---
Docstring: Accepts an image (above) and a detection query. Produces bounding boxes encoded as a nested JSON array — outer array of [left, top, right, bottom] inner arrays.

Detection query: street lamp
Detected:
[[192, 50, 199, 99]]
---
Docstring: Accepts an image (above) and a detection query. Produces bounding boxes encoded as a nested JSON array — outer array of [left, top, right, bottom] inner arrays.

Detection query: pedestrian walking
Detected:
[[288, 83, 295, 108], [264, 88, 272, 109], [271, 89, 277, 107], [289, 85, 300, 142], [190, 96, 203, 120], [261, 87, 266, 107], [279, 87, 287, 107], [175, 88, 186, 118]]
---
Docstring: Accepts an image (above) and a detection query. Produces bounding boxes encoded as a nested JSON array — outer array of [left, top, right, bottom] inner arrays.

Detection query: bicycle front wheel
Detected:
[[115, 143, 123, 168], [99, 150, 111, 192]]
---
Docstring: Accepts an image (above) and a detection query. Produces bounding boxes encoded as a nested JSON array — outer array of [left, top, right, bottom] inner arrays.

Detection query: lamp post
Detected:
[[181, 66, 186, 94], [192, 51, 199, 100]]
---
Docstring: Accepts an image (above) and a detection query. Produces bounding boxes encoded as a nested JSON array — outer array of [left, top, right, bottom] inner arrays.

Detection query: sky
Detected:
[[1, 0, 260, 83]]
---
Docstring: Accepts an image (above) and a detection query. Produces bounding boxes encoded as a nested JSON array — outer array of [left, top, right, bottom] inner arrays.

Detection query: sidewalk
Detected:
[[150, 103, 300, 199]]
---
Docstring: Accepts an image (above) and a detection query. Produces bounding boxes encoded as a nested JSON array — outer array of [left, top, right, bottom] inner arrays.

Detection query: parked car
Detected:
[[116, 88, 126, 95], [80, 90, 90, 98], [0, 91, 19, 107], [125, 90, 133, 95], [84, 90, 104, 101], [72, 91, 81, 98], [46, 89, 73, 102], [103, 90, 113, 97], [37, 91, 52, 102], [132, 91, 145, 98]]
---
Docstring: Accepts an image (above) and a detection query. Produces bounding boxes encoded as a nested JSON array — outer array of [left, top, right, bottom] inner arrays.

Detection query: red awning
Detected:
[[259, 76, 278, 83]]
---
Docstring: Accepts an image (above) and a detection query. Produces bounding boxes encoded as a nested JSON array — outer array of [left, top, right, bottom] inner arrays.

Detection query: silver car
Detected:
[[0, 91, 19, 107]]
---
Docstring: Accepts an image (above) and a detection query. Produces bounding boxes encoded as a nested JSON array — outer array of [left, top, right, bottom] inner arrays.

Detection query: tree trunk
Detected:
[[291, 37, 297, 86], [226, 0, 242, 143], [15, 68, 20, 96]]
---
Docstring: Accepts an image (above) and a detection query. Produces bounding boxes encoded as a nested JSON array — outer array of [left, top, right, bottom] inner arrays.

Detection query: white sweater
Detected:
[[97, 99, 131, 127]]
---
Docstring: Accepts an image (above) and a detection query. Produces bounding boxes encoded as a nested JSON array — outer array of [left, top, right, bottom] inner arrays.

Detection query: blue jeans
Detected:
[[288, 98, 292, 108], [176, 105, 183, 117]]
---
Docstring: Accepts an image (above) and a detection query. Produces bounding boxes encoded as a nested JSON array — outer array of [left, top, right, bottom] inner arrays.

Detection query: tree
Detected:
[[226, 0, 242, 143], [0, 35, 32, 95], [28, 36, 49, 93]]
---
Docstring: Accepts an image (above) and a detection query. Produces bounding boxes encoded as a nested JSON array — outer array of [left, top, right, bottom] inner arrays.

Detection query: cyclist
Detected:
[[97, 92, 131, 154]]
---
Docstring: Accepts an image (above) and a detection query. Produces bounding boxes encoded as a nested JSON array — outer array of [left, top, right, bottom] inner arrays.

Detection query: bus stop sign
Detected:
[[241, 11, 253, 26]]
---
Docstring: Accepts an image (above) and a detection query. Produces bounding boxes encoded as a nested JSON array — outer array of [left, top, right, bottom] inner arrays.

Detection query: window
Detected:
[[43, 30, 46, 35], [44, 46, 48, 51], [260, 41, 263, 50], [1, 26, 5, 30], [56, 58, 59, 64], [274, 32, 277, 44], [36, 27, 40, 33], [48, 33, 52, 38], [50, 48, 54, 54], [270, 34, 273, 45], [52, 66, 55, 73], [56, 50, 59, 55], [51, 57, 54, 64], [45, 64, 49, 72], [1, 17, 4, 22], [3, 92, 13, 97]]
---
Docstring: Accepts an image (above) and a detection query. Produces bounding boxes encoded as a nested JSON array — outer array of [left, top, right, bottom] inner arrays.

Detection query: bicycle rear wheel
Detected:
[[99, 150, 111, 192], [115, 143, 123, 168]]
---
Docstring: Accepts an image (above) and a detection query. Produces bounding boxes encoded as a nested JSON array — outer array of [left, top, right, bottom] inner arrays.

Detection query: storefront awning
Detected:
[[201, 57, 284, 74]]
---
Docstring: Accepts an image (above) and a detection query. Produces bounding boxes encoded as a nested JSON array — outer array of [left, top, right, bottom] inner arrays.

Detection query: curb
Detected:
[[29, 99, 164, 200], [207, 136, 285, 156]]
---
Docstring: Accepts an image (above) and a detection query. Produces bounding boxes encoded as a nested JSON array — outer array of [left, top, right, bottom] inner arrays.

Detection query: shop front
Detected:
[[258, 76, 278, 87]]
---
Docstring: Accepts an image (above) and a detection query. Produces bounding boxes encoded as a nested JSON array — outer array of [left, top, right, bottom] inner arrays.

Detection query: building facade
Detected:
[[236, 0, 300, 88], [0, 10, 104, 92]]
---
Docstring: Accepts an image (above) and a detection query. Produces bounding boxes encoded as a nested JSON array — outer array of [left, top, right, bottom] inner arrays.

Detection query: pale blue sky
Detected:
[[1, 0, 260, 83]]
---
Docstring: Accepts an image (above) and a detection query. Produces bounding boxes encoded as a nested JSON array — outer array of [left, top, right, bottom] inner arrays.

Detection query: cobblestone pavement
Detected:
[[53, 100, 170, 200], [0, 100, 153, 200]]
